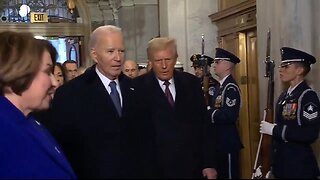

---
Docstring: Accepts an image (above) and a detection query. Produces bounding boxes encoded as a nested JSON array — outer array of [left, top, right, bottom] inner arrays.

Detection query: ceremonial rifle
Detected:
[[252, 29, 274, 179], [200, 34, 210, 106]]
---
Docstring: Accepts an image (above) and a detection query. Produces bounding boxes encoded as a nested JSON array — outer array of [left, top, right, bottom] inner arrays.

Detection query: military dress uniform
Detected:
[[209, 48, 244, 179], [271, 47, 320, 178], [190, 54, 219, 104], [201, 75, 219, 103]]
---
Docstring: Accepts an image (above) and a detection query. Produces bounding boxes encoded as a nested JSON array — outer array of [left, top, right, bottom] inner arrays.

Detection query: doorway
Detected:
[[218, 29, 260, 178]]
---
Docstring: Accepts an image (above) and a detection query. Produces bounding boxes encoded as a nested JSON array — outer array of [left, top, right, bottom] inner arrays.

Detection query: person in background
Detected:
[[0, 31, 76, 179], [63, 59, 78, 81], [174, 61, 184, 72], [133, 37, 217, 179], [122, 59, 139, 78], [208, 48, 243, 179], [260, 47, 320, 178], [54, 62, 66, 87], [45, 25, 137, 178], [190, 54, 219, 105]]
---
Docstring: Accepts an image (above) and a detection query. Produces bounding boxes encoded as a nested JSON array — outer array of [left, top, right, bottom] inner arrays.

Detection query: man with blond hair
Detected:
[[133, 37, 217, 178]]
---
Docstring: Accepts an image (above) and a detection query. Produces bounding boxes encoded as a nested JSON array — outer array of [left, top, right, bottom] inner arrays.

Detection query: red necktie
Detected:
[[163, 81, 174, 107]]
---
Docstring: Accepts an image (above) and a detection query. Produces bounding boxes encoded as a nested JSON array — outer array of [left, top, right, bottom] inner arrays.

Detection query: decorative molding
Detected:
[[133, 0, 158, 5], [209, 0, 256, 37], [210, 0, 255, 22], [0, 23, 85, 36]]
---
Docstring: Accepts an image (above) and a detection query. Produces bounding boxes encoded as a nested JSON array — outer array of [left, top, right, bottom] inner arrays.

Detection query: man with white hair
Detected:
[[47, 25, 137, 178]]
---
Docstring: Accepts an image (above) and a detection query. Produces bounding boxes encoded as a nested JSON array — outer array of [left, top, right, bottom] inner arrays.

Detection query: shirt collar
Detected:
[[219, 74, 231, 86], [157, 78, 174, 87], [287, 80, 304, 95], [95, 67, 120, 89]]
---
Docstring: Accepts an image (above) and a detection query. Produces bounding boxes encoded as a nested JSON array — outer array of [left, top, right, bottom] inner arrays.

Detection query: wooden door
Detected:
[[219, 29, 259, 178]]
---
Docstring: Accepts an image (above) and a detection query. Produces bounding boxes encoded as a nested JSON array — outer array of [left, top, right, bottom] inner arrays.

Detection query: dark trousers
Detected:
[[216, 150, 240, 179]]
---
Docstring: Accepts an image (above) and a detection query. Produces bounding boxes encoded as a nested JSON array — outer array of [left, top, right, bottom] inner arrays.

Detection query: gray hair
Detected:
[[89, 25, 122, 49]]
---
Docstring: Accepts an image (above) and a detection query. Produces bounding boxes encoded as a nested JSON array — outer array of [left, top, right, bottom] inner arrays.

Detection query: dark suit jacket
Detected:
[[133, 70, 216, 178], [44, 64, 136, 178], [0, 96, 76, 179]]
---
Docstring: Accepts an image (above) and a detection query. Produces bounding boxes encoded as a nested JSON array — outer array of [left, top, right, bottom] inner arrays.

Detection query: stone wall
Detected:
[[86, 0, 159, 64], [159, 0, 218, 73]]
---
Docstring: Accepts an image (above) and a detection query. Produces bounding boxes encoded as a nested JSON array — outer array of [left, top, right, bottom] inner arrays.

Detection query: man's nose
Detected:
[[161, 60, 167, 68]]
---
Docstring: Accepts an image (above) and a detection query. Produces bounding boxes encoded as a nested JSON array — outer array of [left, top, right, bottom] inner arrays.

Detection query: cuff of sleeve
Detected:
[[281, 125, 288, 142], [211, 109, 218, 123], [273, 124, 288, 142]]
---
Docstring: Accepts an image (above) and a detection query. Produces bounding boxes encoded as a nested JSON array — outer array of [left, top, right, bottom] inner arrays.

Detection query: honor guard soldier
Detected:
[[208, 48, 244, 179], [260, 47, 320, 178], [190, 54, 219, 103]]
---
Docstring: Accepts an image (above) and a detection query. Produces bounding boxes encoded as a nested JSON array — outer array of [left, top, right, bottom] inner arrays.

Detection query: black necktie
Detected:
[[109, 81, 122, 117], [163, 80, 174, 107]]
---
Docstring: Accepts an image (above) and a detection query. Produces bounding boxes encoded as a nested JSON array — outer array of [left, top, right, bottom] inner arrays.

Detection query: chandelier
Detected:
[[67, 0, 76, 14]]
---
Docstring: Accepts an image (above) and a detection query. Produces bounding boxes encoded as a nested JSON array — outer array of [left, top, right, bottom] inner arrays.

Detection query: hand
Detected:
[[260, 121, 276, 135], [202, 168, 217, 179]]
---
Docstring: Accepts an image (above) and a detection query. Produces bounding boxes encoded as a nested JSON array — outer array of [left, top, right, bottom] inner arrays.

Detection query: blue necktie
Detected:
[[109, 81, 122, 117]]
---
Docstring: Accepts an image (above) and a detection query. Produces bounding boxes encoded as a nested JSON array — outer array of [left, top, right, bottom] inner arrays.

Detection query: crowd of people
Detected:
[[0, 25, 319, 179]]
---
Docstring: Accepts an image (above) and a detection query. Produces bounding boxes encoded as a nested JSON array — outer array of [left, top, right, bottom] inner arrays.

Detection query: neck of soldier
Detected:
[[289, 75, 304, 88], [218, 71, 231, 81]]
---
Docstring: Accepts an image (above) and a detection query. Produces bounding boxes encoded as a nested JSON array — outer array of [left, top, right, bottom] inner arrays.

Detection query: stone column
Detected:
[[108, 0, 122, 26], [159, 0, 218, 73], [86, 0, 114, 30], [118, 0, 159, 63]]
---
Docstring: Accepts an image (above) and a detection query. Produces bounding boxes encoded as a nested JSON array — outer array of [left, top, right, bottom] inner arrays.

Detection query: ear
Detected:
[[90, 48, 98, 64], [296, 66, 305, 76], [225, 61, 233, 70]]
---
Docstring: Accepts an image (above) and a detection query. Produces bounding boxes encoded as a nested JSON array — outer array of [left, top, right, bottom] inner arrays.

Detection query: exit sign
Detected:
[[30, 12, 48, 23]]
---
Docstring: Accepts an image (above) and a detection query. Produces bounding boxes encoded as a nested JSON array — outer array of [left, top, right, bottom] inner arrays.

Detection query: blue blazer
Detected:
[[0, 96, 76, 179]]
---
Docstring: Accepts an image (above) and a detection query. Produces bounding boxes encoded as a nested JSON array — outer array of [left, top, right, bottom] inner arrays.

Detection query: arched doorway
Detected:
[[0, 0, 91, 67]]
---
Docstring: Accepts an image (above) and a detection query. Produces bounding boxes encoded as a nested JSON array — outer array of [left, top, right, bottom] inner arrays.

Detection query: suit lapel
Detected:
[[87, 67, 121, 118], [119, 74, 134, 117], [148, 72, 175, 110], [173, 71, 184, 109]]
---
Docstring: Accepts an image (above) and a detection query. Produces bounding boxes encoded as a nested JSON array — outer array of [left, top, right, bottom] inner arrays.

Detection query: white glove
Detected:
[[260, 121, 276, 135]]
